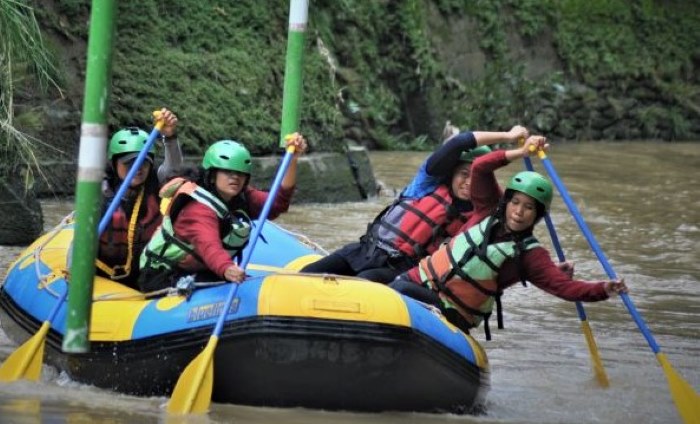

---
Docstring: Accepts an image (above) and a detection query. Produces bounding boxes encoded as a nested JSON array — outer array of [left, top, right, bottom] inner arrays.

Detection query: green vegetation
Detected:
[[430, 0, 700, 140], [555, 0, 694, 80], [5, 0, 700, 166], [0, 0, 63, 183]]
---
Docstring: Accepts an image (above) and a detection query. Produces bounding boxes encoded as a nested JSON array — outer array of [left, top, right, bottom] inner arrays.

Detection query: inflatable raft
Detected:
[[0, 216, 489, 413]]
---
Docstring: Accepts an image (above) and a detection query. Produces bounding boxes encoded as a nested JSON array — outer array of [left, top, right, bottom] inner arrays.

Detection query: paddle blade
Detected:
[[0, 321, 50, 382], [657, 353, 700, 424], [580, 320, 610, 388], [166, 336, 218, 415]]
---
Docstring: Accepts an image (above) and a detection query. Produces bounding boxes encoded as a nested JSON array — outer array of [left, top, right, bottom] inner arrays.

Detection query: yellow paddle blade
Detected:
[[657, 353, 700, 424], [0, 321, 50, 382], [166, 336, 218, 415], [580, 320, 610, 388]]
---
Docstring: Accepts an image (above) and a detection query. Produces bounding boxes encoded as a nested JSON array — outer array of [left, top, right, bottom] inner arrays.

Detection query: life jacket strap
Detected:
[[496, 294, 504, 329], [446, 243, 499, 297], [95, 187, 145, 279], [483, 314, 492, 341]]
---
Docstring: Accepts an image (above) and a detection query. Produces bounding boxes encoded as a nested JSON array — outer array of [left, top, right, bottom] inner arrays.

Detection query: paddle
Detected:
[[522, 156, 610, 387], [0, 115, 165, 382], [166, 145, 297, 415], [533, 148, 700, 424]]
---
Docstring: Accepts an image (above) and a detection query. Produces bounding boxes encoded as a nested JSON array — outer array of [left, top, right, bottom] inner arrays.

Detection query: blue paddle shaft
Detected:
[[540, 155, 661, 353], [212, 150, 295, 337], [523, 157, 589, 321], [240, 150, 295, 270]]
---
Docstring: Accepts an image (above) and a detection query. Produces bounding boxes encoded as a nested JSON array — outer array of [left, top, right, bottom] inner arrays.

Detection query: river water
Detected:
[[0, 142, 698, 424]]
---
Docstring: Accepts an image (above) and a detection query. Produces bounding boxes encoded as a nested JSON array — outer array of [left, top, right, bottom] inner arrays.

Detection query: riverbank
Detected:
[[12, 1, 699, 160], [0, 146, 377, 245], [31, 146, 377, 204]]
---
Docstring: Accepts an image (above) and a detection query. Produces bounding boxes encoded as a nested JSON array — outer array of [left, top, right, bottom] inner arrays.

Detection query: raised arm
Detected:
[[156, 108, 183, 183], [472, 125, 529, 147], [425, 132, 478, 176], [280, 132, 309, 191], [427, 125, 529, 176]]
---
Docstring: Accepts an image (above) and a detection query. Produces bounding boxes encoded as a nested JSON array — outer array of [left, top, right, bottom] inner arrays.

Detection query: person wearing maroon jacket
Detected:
[[97, 108, 182, 289], [389, 136, 627, 338], [138, 134, 308, 293]]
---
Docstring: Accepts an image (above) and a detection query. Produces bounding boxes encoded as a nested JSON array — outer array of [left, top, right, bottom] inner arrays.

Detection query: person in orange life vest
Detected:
[[389, 138, 627, 338], [96, 108, 182, 289], [138, 134, 308, 293], [300, 125, 529, 284]]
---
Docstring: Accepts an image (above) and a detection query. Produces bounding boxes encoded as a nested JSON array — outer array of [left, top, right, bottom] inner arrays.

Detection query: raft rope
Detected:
[[270, 221, 329, 255], [95, 187, 144, 279], [12, 214, 332, 303], [30, 212, 75, 297], [91, 271, 371, 302]]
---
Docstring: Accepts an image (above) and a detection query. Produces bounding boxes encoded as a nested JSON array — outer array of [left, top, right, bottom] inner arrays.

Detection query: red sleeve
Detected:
[[458, 150, 508, 230], [244, 185, 294, 220], [498, 247, 609, 301], [470, 150, 508, 215], [174, 202, 233, 278]]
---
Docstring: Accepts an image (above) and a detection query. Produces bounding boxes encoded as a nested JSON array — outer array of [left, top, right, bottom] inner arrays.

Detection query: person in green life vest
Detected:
[[389, 145, 628, 339], [138, 134, 308, 293], [96, 108, 182, 289]]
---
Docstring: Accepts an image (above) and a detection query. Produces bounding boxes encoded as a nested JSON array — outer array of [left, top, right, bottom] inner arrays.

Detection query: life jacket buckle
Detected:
[[173, 275, 196, 300]]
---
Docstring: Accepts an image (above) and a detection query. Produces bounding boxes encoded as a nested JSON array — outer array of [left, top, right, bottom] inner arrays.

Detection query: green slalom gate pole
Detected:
[[278, 0, 308, 147], [63, 0, 117, 353]]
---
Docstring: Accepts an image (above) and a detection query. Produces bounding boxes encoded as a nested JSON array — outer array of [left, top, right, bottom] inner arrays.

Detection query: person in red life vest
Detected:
[[96, 108, 182, 289], [389, 139, 627, 339], [300, 125, 529, 283], [138, 134, 308, 293]]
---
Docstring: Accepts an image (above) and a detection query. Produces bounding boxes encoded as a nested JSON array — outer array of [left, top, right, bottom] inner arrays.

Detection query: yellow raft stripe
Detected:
[[84, 276, 150, 341], [247, 264, 286, 273], [283, 254, 325, 271], [15, 229, 75, 271], [258, 274, 411, 326], [463, 333, 489, 369], [15, 228, 148, 342], [246, 254, 323, 274], [92, 257, 354, 340]]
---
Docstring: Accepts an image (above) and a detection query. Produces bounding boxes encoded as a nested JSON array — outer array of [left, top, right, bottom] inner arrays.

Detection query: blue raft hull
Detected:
[[0, 219, 489, 413]]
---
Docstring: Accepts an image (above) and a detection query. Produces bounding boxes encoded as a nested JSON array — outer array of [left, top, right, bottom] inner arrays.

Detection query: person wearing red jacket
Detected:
[[389, 137, 627, 338], [138, 134, 307, 292]]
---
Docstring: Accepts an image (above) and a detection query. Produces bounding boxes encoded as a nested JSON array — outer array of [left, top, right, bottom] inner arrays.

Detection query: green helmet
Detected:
[[202, 140, 252, 174], [108, 127, 153, 160], [506, 171, 553, 210], [459, 145, 492, 163]]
